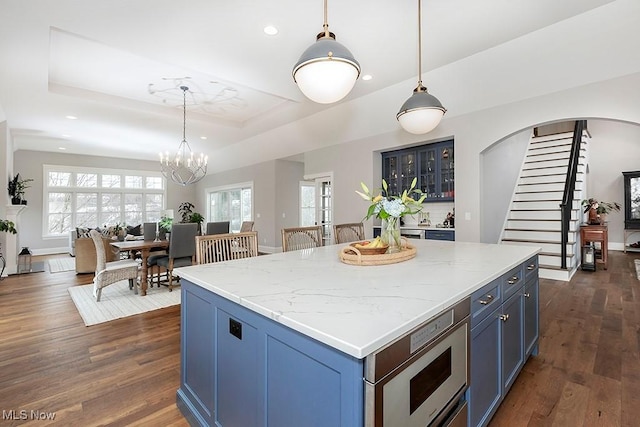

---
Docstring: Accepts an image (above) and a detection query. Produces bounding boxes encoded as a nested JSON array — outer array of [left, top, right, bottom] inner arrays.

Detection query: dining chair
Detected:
[[155, 223, 198, 291], [333, 222, 365, 244], [144, 222, 167, 286], [89, 229, 139, 302], [195, 231, 259, 264], [205, 221, 230, 235], [281, 226, 323, 252], [240, 221, 254, 232]]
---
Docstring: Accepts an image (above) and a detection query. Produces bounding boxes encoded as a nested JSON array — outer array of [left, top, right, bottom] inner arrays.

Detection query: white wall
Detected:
[[481, 129, 532, 243], [195, 158, 305, 250], [300, 72, 640, 246]]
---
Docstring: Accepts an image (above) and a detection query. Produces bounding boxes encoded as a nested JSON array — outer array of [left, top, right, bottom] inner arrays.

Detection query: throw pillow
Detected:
[[127, 224, 142, 236], [76, 227, 91, 238]]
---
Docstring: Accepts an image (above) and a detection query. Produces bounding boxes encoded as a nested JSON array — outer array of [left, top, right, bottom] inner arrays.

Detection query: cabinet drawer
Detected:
[[425, 230, 455, 241], [582, 230, 605, 241], [471, 280, 501, 328], [523, 255, 538, 282], [501, 265, 524, 300]]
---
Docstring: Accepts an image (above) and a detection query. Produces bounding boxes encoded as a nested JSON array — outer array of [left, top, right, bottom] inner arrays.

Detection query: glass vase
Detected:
[[382, 217, 402, 253]]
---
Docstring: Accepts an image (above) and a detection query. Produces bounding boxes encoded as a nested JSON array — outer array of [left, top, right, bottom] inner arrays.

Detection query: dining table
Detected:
[[110, 239, 169, 296]]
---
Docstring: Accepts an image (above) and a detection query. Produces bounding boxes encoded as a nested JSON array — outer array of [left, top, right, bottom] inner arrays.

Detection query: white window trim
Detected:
[[42, 164, 166, 238], [205, 181, 254, 230]]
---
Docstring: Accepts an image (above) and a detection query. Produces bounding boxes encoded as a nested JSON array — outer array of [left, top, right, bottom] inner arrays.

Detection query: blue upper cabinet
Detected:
[[382, 149, 417, 197], [382, 140, 454, 203]]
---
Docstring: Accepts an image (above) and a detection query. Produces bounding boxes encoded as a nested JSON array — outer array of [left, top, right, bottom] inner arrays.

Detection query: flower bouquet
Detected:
[[356, 177, 426, 252]]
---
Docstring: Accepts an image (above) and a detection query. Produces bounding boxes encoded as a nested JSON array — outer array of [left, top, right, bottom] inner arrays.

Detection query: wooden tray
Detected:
[[339, 242, 417, 266]]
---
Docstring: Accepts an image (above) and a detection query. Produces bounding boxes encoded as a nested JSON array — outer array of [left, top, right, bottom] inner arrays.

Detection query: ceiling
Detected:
[[0, 0, 633, 174]]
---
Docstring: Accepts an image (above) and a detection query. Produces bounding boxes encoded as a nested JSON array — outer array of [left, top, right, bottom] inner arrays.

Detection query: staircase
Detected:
[[501, 130, 589, 281]]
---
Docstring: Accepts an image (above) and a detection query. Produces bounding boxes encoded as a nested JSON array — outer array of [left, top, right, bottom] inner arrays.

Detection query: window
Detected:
[[43, 165, 166, 237], [300, 181, 316, 226], [207, 182, 253, 233]]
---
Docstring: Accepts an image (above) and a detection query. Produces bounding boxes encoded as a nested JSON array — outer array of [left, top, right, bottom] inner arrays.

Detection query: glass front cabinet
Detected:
[[382, 140, 454, 202]]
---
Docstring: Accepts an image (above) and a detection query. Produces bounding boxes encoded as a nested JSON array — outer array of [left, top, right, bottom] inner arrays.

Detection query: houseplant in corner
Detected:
[[0, 219, 17, 234], [7, 174, 34, 205], [581, 198, 621, 225]]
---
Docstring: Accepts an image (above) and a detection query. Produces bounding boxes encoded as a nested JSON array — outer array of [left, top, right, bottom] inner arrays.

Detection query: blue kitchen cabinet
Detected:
[[381, 139, 454, 203], [467, 255, 539, 427], [177, 280, 365, 427], [501, 291, 524, 394], [524, 277, 539, 357], [425, 229, 455, 241], [468, 307, 501, 427]]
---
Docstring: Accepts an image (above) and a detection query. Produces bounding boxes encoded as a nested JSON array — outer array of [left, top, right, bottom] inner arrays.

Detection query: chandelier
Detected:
[[160, 85, 208, 186], [396, 0, 446, 134]]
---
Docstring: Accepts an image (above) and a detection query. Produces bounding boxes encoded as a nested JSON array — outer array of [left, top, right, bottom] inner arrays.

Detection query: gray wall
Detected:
[[480, 129, 532, 244], [586, 119, 640, 246], [195, 158, 305, 251], [13, 150, 193, 254]]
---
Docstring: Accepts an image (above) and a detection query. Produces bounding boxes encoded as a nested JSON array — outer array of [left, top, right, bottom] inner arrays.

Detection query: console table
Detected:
[[580, 224, 608, 270]]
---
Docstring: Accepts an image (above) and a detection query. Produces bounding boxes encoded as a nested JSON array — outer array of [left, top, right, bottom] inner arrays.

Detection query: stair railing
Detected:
[[560, 120, 586, 269]]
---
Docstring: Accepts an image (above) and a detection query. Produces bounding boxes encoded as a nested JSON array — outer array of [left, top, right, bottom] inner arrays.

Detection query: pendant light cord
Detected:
[[181, 86, 187, 142], [323, 0, 330, 37], [417, 0, 424, 90]]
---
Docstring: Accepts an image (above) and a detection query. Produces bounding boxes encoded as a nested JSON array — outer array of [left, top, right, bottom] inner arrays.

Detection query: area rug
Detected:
[[635, 259, 640, 281], [48, 257, 75, 273], [68, 280, 180, 326]]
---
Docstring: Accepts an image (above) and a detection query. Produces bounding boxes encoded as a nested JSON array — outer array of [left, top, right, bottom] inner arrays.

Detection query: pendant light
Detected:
[[159, 86, 208, 186], [397, 0, 446, 134], [292, 0, 361, 104]]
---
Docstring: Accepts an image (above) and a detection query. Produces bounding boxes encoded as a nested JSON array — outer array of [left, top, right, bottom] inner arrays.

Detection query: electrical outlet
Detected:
[[229, 318, 242, 340]]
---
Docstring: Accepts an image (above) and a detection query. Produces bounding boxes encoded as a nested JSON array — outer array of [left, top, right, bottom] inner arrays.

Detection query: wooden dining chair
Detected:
[[155, 223, 198, 291], [205, 221, 230, 235], [195, 231, 259, 264], [89, 229, 139, 301], [281, 226, 323, 252], [333, 222, 365, 244], [240, 221, 254, 232]]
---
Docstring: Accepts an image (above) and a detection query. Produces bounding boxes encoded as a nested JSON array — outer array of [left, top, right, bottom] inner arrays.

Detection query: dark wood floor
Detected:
[[0, 251, 638, 426]]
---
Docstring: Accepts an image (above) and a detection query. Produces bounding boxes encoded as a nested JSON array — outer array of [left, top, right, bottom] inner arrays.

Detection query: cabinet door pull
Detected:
[[508, 276, 520, 285], [527, 264, 536, 271], [479, 294, 494, 305], [499, 314, 510, 322], [524, 292, 530, 298]]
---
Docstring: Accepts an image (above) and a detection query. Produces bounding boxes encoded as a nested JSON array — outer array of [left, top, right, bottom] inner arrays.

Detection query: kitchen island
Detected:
[[175, 239, 539, 427]]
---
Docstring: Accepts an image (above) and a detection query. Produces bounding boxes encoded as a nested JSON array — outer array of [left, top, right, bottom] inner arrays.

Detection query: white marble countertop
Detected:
[[175, 240, 539, 359]]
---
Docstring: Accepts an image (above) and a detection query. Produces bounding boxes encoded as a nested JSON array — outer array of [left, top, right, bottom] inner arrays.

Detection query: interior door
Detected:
[[316, 178, 332, 246]]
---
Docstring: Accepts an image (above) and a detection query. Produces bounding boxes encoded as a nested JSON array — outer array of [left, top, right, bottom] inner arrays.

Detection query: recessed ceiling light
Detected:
[[58, 147, 67, 150], [264, 25, 278, 36], [200, 136, 207, 140], [65, 115, 77, 120], [61, 134, 71, 138], [362, 74, 373, 81]]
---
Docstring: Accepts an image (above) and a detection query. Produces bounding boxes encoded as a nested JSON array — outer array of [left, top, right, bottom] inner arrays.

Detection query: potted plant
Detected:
[[178, 202, 195, 223], [581, 198, 621, 225], [7, 174, 34, 205], [113, 222, 127, 241], [189, 212, 205, 235], [0, 219, 17, 234], [179, 202, 204, 234], [159, 215, 173, 240]]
